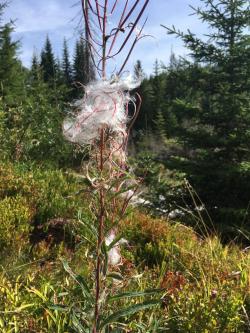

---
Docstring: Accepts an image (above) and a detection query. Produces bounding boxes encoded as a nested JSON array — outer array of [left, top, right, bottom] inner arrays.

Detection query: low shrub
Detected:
[[0, 195, 33, 251], [0, 162, 89, 265], [131, 152, 188, 216], [1, 162, 250, 332], [163, 282, 245, 332], [122, 212, 197, 267]]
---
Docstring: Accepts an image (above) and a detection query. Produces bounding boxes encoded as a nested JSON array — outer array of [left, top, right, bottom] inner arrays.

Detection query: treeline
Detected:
[[0, 1, 95, 164], [35, 36, 95, 99]]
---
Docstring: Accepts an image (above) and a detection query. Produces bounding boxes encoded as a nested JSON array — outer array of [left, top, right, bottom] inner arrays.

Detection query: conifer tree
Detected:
[[132, 60, 154, 134], [0, 13, 24, 102], [72, 37, 85, 98], [72, 36, 96, 97], [166, 0, 250, 160], [54, 57, 64, 84], [152, 60, 166, 135], [30, 53, 41, 82], [73, 37, 86, 85], [163, 0, 250, 230], [73, 36, 95, 92], [40, 36, 56, 84], [134, 60, 144, 80], [62, 38, 72, 87], [84, 41, 95, 84], [0, 1, 7, 25]]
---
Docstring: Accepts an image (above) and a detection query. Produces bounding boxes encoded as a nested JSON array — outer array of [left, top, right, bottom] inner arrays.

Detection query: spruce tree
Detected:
[[163, 0, 250, 232], [0, 15, 24, 102], [40, 36, 56, 84], [73, 37, 86, 85], [30, 53, 41, 82], [73, 36, 95, 97], [152, 60, 166, 136], [0, 1, 7, 24], [84, 41, 95, 84], [166, 0, 250, 160], [62, 38, 72, 87], [132, 60, 154, 135], [134, 60, 144, 80]]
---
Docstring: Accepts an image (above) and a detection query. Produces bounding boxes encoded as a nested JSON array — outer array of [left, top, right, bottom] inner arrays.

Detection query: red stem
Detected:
[[119, 0, 140, 27], [108, 0, 129, 56], [102, 0, 108, 78], [111, 0, 119, 14], [93, 1, 108, 330], [109, 0, 149, 59], [95, 0, 103, 31], [83, 2, 149, 332], [93, 128, 105, 333], [118, 18, 147, 75]]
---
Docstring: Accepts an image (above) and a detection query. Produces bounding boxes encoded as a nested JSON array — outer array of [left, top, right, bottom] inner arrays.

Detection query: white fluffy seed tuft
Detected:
[[63, 75, 140, 145]]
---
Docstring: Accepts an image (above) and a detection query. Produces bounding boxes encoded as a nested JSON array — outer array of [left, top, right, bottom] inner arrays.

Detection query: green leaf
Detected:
[[72, 313, 86, 333], [15, 303, 34, 312], [48, 304, 68, 312], [78, 217, 98, 238], [101, 242, 109, 276], [99, 300, 160, 329], [107, 272, 124, 281], [27, 287, 47, 302], [76, 275, 93, 298], [108, 289, 164, 302], [61, 259, 93, 302], [106, 234, 123, 251], [44, 308, 57, 324]]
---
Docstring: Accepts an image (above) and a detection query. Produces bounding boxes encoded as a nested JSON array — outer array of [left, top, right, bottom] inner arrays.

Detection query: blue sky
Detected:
[[3, 0, 208, 75]]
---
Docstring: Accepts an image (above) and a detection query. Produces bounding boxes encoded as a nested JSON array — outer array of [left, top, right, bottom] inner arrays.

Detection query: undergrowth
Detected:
[[0, 161, 250, 332]]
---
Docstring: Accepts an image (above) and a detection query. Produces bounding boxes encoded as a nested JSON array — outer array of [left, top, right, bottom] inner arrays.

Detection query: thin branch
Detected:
[[120, 0, 140, 28], [108, 0, 129, 56], [109, 0, 149, 59], [118, 18, 147, 75], [111, 0, 119, 14]]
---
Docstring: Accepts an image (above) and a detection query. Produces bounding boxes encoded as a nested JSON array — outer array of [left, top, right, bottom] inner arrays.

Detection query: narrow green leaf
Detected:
[[72, 313, 86, 333], [106, 234, 123, 251], [99, 300, 160, 329], [44, 308, 57, 324], [108, 289, 164, 302], [61, 259, 93, 301], [76, 275, 93, 298], [27, 287, 47, 302], [48, 304, 68, 312], [101, 242, 109, 276], [78, 219, 98, 238], [15, 303, 34, 311], [107, 272, 124, 281]]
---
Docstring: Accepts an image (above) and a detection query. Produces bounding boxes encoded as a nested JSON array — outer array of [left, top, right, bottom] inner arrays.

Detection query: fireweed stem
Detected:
[[93, 1, 107, 329], [72, 2, 150, 331], [93, 129, 105, 333]]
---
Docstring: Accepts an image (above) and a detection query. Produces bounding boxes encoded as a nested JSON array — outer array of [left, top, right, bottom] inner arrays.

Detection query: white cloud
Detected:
[[3, 0, 208, 73], [4, 0, 77, 33]]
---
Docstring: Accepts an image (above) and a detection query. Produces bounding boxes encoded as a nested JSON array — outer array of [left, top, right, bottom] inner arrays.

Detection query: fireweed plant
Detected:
[[62, 1, 162, 332]]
